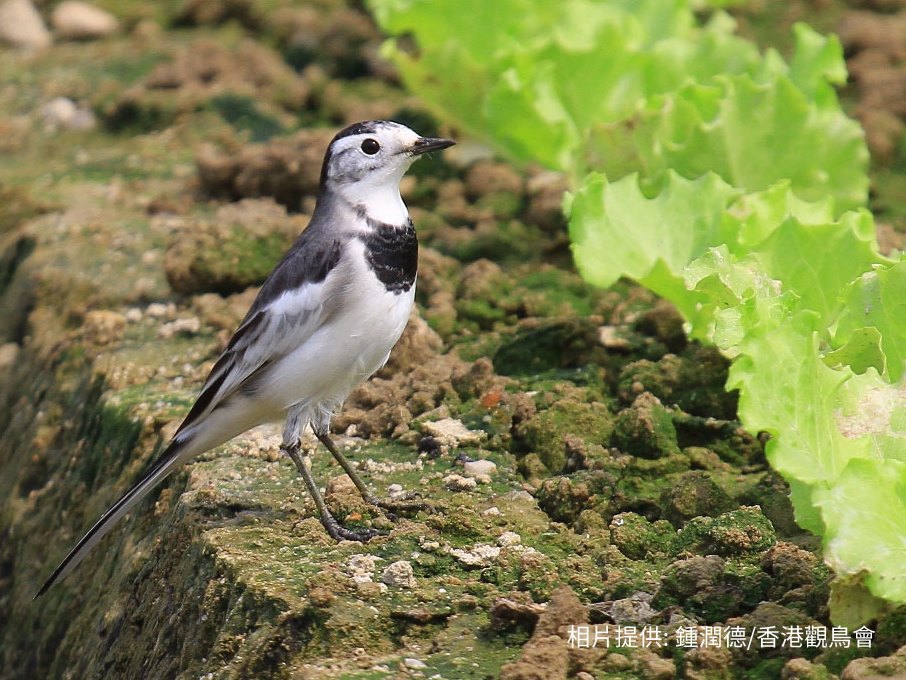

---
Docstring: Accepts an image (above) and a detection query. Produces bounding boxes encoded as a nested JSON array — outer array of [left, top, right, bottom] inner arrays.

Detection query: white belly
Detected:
[[266, 250, 415, 413]]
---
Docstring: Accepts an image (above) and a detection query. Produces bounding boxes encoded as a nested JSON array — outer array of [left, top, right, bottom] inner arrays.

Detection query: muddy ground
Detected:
[[1, 0, 905, 678]]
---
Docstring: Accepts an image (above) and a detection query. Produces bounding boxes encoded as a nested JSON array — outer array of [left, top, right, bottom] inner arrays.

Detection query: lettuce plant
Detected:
[[368, 0, 906, 619]]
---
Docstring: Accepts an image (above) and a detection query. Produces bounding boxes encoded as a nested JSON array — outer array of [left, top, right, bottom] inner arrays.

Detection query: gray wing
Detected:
[[175, 233, 346, 436]]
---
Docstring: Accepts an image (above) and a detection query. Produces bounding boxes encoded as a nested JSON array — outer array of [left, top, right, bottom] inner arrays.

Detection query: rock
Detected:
[[82, 310, 126, 346], [782, 658, 835, 680], [267, 4, 384, 78], [464, 160, 524, 219], [611, 392, 679, 459], [40, 97, 96, 132], [489, 595, 546, 630], [0, 0, 51, 49], [443, 473, 477, 491], [617, 346, 737, 420], [598, 325, 633, 350], [684, 645, 734, 680], [660, 470, 736, 527], [593, 592, 658, 625], [52, 1, 119, 41], [725, 603, 821, 665], [346, 554, 380, 584], [403, 657, 427, 670], [307, 586, 334, 608], [157, 317, 201, 338], [676, 506, 777, 557], [639, 651, 677, 680], [174, 0, 261, 29], [525, 170, 568, 232], [381, 560, 416, 589], [145, 302, 175, 319], [761, 542, 827, 603], [655, 555, 737, 621], [497, 531, 522, 547], [842, 645, 906, 680], [493, 317, 608, 377], [0, 343, 19, 372], [196, 128, 331, 211], [635, 299, 687, 352], [500, 586, 592, 680], [164, 199, 305, 296], [518, 399, 614, 473], [535, 473, 606, 526], [448, 544, 501, 567], [103, 38, 307, 136], [422, 418, 487, 448], [610, 512, 676, 561], [463, 459, 497, 480]]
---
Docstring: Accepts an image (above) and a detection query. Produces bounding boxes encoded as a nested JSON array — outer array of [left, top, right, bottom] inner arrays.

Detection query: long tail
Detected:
[[34, 440, 188, 598]]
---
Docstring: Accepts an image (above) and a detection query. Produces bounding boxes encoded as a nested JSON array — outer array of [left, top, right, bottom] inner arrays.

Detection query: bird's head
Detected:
[[319, 121, 454, 216]]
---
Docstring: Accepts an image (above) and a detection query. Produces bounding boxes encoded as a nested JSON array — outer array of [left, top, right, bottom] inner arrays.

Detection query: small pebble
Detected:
[[463, 459, 497, 478], [448, 544, 501, 567], [598, 325, 632, 350], [0, 343, 20, 371], [443, 473, 477, 491], [422, 418, 487, 448], [158, 316, 201, 338], [497, 531, 521, 547], [40, 96, 96, 131], [347, 554, 380, 584], [381, 560, 416, 588], [146, 302, 174, 318], [52, 0, 119, 40]]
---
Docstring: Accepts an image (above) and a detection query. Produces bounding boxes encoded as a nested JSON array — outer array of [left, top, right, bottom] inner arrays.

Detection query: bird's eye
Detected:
[[361, 138, 380, 155]]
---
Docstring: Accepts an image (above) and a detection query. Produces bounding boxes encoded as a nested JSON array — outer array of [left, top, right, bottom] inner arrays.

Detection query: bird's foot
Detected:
[[322, 515, 386, 542]]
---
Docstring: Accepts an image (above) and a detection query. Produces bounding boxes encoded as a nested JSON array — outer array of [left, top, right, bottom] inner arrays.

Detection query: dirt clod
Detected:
[[612, 392, 679, 459]]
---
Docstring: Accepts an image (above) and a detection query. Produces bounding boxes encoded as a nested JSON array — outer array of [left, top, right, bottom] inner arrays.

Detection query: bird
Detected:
[[36, 120, 455, 597]]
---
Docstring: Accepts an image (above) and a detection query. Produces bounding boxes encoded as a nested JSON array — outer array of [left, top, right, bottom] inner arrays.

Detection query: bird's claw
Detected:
[[324, 520, 386, 542]]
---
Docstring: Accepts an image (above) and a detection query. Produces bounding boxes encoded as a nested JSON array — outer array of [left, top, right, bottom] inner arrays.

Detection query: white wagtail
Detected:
[[36, 120, 455, 597]]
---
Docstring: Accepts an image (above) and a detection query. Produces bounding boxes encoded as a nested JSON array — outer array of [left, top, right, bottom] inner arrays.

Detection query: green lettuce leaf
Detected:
[[835, 260, 906, 382], [619, 73, 868, 210], [569, 171, 740, 320], [815, 457, 906, 604]]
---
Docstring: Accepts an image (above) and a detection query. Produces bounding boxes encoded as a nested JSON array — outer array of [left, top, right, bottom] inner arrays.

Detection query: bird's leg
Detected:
[[282, 441, 383, 542], [314, 430, 431, 515]]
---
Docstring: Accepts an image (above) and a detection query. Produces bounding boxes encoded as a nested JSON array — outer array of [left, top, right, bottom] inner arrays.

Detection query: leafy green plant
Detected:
[[368, 0, 906, 619]]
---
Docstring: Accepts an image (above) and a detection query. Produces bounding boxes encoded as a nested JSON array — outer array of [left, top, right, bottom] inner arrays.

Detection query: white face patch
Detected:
[[325, 122, 422, 224]]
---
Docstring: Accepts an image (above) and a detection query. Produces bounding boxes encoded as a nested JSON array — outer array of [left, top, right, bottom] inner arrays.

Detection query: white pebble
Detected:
[[381, 560, 416, 588], [443, 474, 477, 491], [497, 531, 522, 547], [422, 418, 487, 448], [463, 459, 497, 478], [448, 544, 501, 567]]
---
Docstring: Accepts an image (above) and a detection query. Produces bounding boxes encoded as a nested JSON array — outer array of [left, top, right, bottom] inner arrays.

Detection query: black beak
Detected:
[[409, 137, 456, 156]]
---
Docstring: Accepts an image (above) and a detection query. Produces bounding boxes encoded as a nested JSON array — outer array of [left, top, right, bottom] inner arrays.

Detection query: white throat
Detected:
[[339, 172, 411, 225]]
